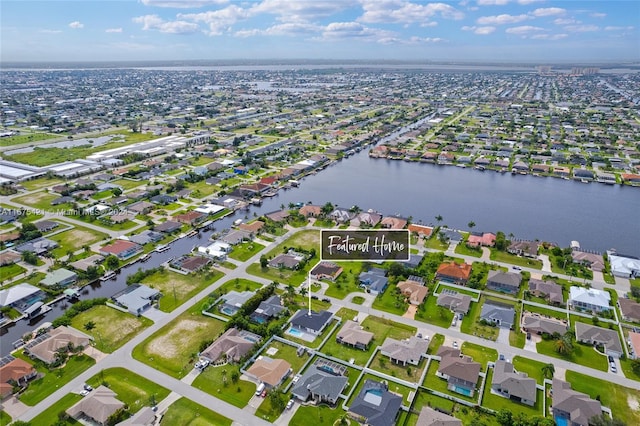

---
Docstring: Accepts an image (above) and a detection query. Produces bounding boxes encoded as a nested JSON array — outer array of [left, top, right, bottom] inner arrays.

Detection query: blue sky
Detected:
[[1, 1, 638, 63]]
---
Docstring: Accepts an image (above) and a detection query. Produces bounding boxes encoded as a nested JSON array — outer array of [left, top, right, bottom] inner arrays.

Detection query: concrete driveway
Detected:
[[524, 333, 539, 353], [497, 327, 510, 345]]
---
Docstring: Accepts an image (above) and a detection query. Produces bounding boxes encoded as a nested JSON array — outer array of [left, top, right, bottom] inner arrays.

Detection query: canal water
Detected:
[[1, 148, 638, 355]]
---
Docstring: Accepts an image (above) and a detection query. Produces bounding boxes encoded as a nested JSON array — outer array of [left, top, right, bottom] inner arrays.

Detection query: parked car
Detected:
[[608, 355, 614, 363], [261, 389, 267, 398], [512, 266, 522, 271], [286, 399, 294, 410], [80, 390, 90, 396], [610, 365, 617, 373], [526, 332, 531, 340], [452, 341, 458, 348], [83, 384, 93, 392]]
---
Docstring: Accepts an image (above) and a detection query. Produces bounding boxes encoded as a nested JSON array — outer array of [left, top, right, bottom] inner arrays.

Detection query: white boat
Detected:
[[100, 271, 116, 281], [140, 253, 151, 262], [156, 244, 170, 252]]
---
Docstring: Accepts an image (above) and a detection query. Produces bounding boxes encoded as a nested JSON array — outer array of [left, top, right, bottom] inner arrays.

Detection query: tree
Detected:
[[84, 321, 96, 331], [468, 221, 476, 230], [495, 231, 507, 251], [388, 262, 405, 277], [554, 334, 573, 355], [105, 255, 120, 270], [19, 222, 41, 242], [321, 202, 334, 216], [231, 370, 239, 384], [268, 387, 285, 412], [496, 409, 513, 426], [541, 363, 555, 379], [21, 250, 39, 265], [435, 214, 443, 224], [589, 415, 627, 426], [111, 187, 122, 196], [260, 255, 268, 269], [630, 358, 640, 376]]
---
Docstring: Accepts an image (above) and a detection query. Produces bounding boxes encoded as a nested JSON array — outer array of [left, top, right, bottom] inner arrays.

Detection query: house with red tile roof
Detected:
[[299, 205, 322, 218], [436, 262, 472, 285], [0, 358, 37, 398], [380, 216, 408, 230], [173, 210, 206, 226], [99, 239, 142, 260], [408, 224, 433, 238], [467, 232, 496, 248]]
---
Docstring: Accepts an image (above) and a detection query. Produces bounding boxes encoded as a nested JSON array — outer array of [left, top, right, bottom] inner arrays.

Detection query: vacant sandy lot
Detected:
[[147, 318, 210, 359]]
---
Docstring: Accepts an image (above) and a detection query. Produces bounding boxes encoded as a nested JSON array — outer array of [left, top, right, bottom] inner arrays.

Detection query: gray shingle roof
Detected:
[[349, 380, 402, 426], [492, 360, 537, 403]]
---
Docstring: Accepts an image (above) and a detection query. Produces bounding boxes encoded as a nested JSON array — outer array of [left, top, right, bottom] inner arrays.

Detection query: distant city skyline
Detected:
[[1, 0, 638, 63]]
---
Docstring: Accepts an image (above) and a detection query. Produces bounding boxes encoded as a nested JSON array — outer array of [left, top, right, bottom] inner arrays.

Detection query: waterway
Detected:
[[1, 149, 638, 355]]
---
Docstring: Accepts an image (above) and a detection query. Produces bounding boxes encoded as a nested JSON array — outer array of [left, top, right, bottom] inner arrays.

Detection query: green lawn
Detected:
[[434, 284, 479, 298], [371, 284, 408, 316], [86, 367, 170, 412], [289, 403, 347, 426], [425, 237, 449, 250], [183, 180, 219, 198], [13, 191, 75, 210], [141, 268, 223, 312], [0, 131, 58, 147], [112, 178, 147, 191], [523, 304, 568, 321], [255, 392, 287, 422], [481, 369, 544, 417], [565, 370, 640, 425], [17, 354, 96, 406], [259, 340, 311, 373], [211, 278, 263, 299], [536, 339, 607, 371], [460, 341, 497, 369], [510, 303, 526, 349], [247, 262, 310, 286], [132, 307, 226, 379], [20, 177, 65, 191], [28, 393, 83, 426], [0, 410, 11, 426], [427, 334, 445, 354], [460, 297, 499, 340], [415, 295, 455, 328], [490, 250, 542, 269], [191, 364, 256, 408], [70, 305, 152, 353], [619, 358, 640, 382], [323, 261, 366, 299], [369, 352, 426, 383], [320, 323, 376, 366], [49, 225, 109, 258], [161, 397, 232, 426], [228, 241, 266, 261], [455, 243, 483, 258], [512, 356, 547, 384], [0, 263, 26, 283], [352, 296, 365, 304]]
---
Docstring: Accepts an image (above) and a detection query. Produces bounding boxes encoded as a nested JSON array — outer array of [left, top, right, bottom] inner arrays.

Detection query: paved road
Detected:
[[13, 225, 640, 425]]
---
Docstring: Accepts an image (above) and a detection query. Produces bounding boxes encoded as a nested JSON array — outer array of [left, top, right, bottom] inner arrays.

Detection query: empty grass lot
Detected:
[[28, 393, 82, 426], [228, 241, 266, 261], [0, 263, 26, 283], [16, 353, 95, 406], [70, 305, 153, 353], [50, 225, 109, 258], [191, 364, 256, 408], [289, 403, 347, 426], [455, 243, 483, 258], [460, 341, 497, 369], [86, 367, 170, 412], [415, 295, 455, 328], [323, 261, 365, 299], [565, 371, 640, 426], [512, 356, 547, 384], [460, 296, 499, 340], [132, 306, 225, 379], [20, 177, 65, 191], [13, 191, 73, 211], [369, 351, 426, 383], [161, 397, 232, 426], [536, 339, 608, 371], [255, 393, 286, 423], [372, 284, 408, 316], [111, 178, 147, 191], [490, 250, 542, 269], [0, 131, 58, 147], [141, 268, 223, 312]]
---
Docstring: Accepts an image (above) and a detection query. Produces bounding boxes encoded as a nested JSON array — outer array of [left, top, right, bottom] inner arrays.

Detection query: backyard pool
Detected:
[[554, 416, 569, 426], [454, 386, 473, 397], [288, 327, 303, 337]]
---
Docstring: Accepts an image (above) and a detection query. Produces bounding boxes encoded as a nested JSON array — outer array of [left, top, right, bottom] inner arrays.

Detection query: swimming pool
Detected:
[[554, 416, 569, 426], [220, 306, 236, 316], [288, 327, 303, 337], [454, 386, 472, 397]]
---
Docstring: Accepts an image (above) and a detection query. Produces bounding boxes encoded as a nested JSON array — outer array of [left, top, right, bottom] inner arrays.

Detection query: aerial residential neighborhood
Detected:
[[0, 2, 639, 424]]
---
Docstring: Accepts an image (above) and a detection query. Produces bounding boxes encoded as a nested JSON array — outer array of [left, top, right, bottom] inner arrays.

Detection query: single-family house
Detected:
[[220, 229, 251, 245], [552, 379, 602, 426], [250, 295, 285, 324], [112, 284, 161, 316], [66, 386, 125, 426], [15, 237, 58, 255], [618, 298, 640, 323], [569, 287, 611, 313], [126, 201, 155, 215], [435, 262, 472, 285], [150, 194, 177, 205], [466, 232, 496, 248], [0, 250, 21, 266], [350, 211, 382, 228], [415, 407, 462, 426], [571, 251, 605, 272], [291, 364, 348, 405], [99, 240, 142, 260], [269, 252, 305, 269], [608, 253, 640, 278], [129, 230, 164, 245], [380, 336, 428, 366], [436, 291, 472, 314], [486, 271, 521, 295], [528, 279, 563, 305], [380, 216, 408, 230], [336, 320, 374, 350], [173, 211, 206, 226], [491, 360, 537, 406], [290, 310, 333, 336], [245, 356, 291, 388], [219, 290, 255, 316], [0, 283, 43, 310], [0, 358, 37, 398], [348, 379, 402, 426], [397, 279, 429, 305], [407, 224, 433, 238], [24, 326, 92, 365], [299, 205, 322, 218], [575, 322, 623, 358], [265, 210, 290, 223], [480, 301, 515, 329], [310, 262, 343, 281], [507, 240, 539, 258], [33, 220, 59, 233], [40, 268, 77, 288], [436, 346, 481, 397], [154, 220, 182, 233], [238, 220, 264, 236], [359, 267, 388, 295], [521, 313, 568, 336], [199, 328, 261, 364], [329, 208, 354, 224], [439, 229, 463, 243], [629, 332, 640, 360]]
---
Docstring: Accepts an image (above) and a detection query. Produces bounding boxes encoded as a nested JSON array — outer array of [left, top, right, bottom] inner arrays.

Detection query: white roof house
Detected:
[[0, 283, 41, 308], [569, 286, 611, 312], [608, 253, 640, 278]]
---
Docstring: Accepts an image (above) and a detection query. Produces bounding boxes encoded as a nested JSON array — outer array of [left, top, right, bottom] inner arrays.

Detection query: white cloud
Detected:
[[477, 14, 528, 25], [178, 5, 249, 35], [462, 25, 496, 34], [517, 0, 544, 4], [604, 26, 634, 31], [39, 29, 62, 34], [106, 28, 123, 33], [530, 7, 565, 17], [564, 24, 599, 32], [506, 25, 544, 35], [359, 0, 464, 25], [251, 0, 356, 22], [553, 18, 578, 25], [133, 14, 200, 34], [235, 22, 321, 37], [69, 21, 84, 29], [141, 0, 228, 8], [531, 33, 567, 40], [477, 0, 510, 5], [590, 12, 606, 18]]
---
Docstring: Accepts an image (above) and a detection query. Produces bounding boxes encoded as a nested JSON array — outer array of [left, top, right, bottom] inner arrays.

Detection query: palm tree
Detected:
[[468, 221, 476, 230], [435, 214, 443, 224], [542, 363, 555, 379]]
